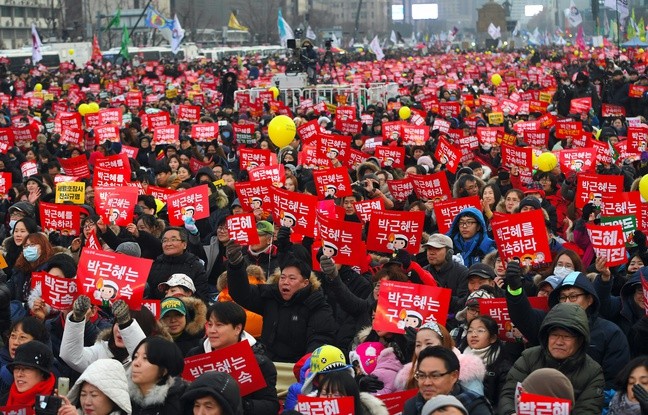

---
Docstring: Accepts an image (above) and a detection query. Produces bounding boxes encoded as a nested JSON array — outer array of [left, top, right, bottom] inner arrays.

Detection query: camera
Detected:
[[287, 39, 297, 49], [35, 395, 63, 415], [364, 180, 379, 190], [325, 39, 332, 49]]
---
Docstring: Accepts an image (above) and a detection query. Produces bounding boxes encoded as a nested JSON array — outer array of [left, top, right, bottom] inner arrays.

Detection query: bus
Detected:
[[0, 50, 60, 72], [102, 45, 199, 64]]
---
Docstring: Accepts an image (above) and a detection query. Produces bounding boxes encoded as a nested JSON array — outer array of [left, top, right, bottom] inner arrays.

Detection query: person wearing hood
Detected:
[[498, 303, 604, 415], [505, 263, 629, 389], [58, 359, 132, 415], [446, 208, 495, 267], [225, 241, 336, 363], [193, 167, 217, 185], [218, 72, 237, 108], [602, 70, 630, 113], [159, 297, 206, 357], [181, 372, 243, 415], [186, 302, 278, 415], [570, 71, 602, 115]]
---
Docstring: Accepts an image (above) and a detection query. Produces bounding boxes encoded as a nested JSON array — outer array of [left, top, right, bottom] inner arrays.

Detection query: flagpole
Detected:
[[130, 0, 154, 40], [615, 0, 620, 49]]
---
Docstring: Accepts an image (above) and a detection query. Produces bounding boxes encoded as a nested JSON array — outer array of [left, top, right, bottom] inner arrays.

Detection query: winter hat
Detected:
[[256, 220, 275, 236], [301, 345, 353, 395], [417, 155, 435, 169], [45, 253, 77, 278], [8, 201, 36, 218], [182, 371, 243, 415], [422, 395, 468, 415], [8, 341, 53, 378], [116, 241, 142, 258], [519, 196, 542, 211], [456, 289, 495, 322], [521, 368, 575, 406], [467, 263, 496, 281], [349, 342, 385, 375], [158, 273, 196, 294], [538, 275, 564, 290]]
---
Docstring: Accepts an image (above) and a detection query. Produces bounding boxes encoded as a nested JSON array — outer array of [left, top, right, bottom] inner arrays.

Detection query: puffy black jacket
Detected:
[[403, 383, 492, 415], [130, 376, 186, 415], [424, 259, 469, 314], [147, 251, 210, 302]]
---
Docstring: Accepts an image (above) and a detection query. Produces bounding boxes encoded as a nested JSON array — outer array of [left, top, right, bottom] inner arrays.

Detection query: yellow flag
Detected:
[[228, 13, 248, 31]]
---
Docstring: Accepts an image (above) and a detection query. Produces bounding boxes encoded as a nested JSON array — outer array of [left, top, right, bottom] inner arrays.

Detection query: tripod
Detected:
[[320, 48, 337, 79]]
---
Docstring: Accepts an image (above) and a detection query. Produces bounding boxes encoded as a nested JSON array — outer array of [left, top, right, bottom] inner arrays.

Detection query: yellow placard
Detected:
[[325, 103, 337, 113], [0, 252, 7, 269], [44, 93, 54, 101], [212, 179, 226, 188], [166, 89, 178, 99], [539, 92, 554, 103], [192, 84, 201, 91], [488, 112, 504, 125], [55, 182, 85, 204]]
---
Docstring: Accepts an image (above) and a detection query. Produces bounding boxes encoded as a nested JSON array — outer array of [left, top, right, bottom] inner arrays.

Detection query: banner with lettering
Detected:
[[41, 273, 78, 310], [191, 123, 219, 142], [410, 172, 451, 202], [558, 148, 597, 173], [95, 186, 138, 227], [271, 187, 318, 237], [433, 196, 482, 234], [386, 178, 414, 202], [239, 148, 272, 170], [166, 184, 209, 226], [575, 173, 624, 209], [402, 125, 430, 146], [316, 134, 351, 165], [378, 389, 418, 415], [227, 214, 260, 245], [94, 125, 120, 143], [39, 201, 81, 236], [0, 172, 10, 198], [77, 248, 152, 309], [235, 179, 274, 214], [586, 223, 626, 266], [312, 167, 352, 200], [434, 137, 462, 173], [55, 181, 85, 204], [366, 210, 425, 255], [501, 144, 533, 170], [554, 120, 583, 139], [517, 392, 571, 415], [295, 396, 354, 415], [317, 213, 366, 266], [601, 215, 637, 248], [353, 199, 384, 223], [232, 123, 255, 145], [374, 280, 452, 332], [21, 162, 38, 178], [153, 125, 180, 145], [145, 185, 175, 203], [375, 146, 405, 169], [0, 404, 35, 415], [491, 209, 552, 266], [181, 340, 266, 396], [248, 164, 285, 187], [177, 105, 200, 123], [479, 297, 549, 343]]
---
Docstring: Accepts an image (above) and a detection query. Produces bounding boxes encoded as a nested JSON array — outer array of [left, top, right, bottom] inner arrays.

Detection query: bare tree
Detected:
[[238, 0, 282, 44]]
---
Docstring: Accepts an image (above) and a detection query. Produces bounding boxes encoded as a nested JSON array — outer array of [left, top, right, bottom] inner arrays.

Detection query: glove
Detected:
[[111, 299, 131, 326], [319, 255, 338, 279], [633, 384, 648, 414], [71, 295, 91, 322], [357, 374, 384, 393], [277, 226, 291, 242], [505, 261, 522, 291], [392, 249, 411, 270], [275, 226, 292, 251], [226, 240, 243, 266], [389, 341, 406, 364], [183, 216, 198, 235], [404, 326, 417, 348]]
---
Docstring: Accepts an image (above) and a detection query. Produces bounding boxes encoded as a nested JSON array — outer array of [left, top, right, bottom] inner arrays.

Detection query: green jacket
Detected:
[[498, 303, 604, 415]]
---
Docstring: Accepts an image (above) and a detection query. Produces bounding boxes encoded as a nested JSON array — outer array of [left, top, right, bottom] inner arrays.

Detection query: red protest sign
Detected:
[[374, 280, 452, 332], [191, 123, 219, 142], [433, 196, 482, 234], [0, 405, 35, 415], [297, 120, 321, 145], [569, 97, 592, 114], [517, 392, 571, 415], [182, 340, 266, 396], [387, 178, 414, 202], [317, 213, 366, 266], [382, 121, 405, 141], [41, 273, 78, 310], [299, 145, 334, 170], [410, 172, 451, 202], [98, 108, 122, 126], [378, 389, 418, 415], [402, 125, 430, 146], [56, 112, 83, 132], [479, 297, 549, 343], [60, 127, 84, 147], [491, 209, 552, 266], [166, 185, 209, 226], [312, 167, 352, 200], [317, 134, 351, 165], [178, 105, 201, 123], [248, 164, 285, 187], [0, 172, 11, 197], [84, 112, 100, 129], [146, 112, 171, 129], [145, 185, 175, 203], [85, 228, 102, 250], [0, 128, 13, 153], [602, 104, 626, 118], [601, 191, 641, 217], [627, 126, 648, 154], [375, 146, 405, 169], [94, 125, 120, 143], [353, 199, 384, 223], [554, 120, 582, 139], [153, 125, 179, 145], [77, 248, 151, 309], [94, 186, 138, 227], [39, 201, 81, 236], [271, 187, 318, 237], [477, 127, 504, 146], [121, 145, 139, 159], [232, 123, 255, 145], [126, 91, 143, 108], [227, 214, 260, 245], [235, 179, 274, 214], [558, 148, 597, 173], [629, 84, 648, 98], [296, 396, 354, 415], [59, 155, 91, 178], [21, 161, 38, 178], [366, 210, 424, 255], [434, 137, 462, 173], [239, 148, 272, 170], [12, 126, 34, 149], [575, 173, 623, 209], [586, 223, 626, 266], [523, 130, 549, 148], [501, 144, 533, 170]]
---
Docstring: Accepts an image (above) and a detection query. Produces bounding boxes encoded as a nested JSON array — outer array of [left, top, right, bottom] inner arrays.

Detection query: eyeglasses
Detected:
[[549, 332, 577, 341], [414, 370, 453, 381], [467, 328, 488, 335], [83, 222, 95, 229], [23, 243, 37, 248], [458, 220, 477, 228], [162, 237, 184, 244], [558, 292, 586, 302], [217, 225, 228, 232]]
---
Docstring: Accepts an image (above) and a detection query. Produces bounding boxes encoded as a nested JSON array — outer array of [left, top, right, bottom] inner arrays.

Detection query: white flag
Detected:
[[306, 25, 316, 40], [369, 35, 384, 60], [31, 23, 42, 64], [171, 15, 185, 55], [390, 30, 398, 44], [488, 23, 501, 39], [277, 8, 294, 48], [331, 33, 340, 48], [348, 37, 355, 48], [565, 1, 583, 27]]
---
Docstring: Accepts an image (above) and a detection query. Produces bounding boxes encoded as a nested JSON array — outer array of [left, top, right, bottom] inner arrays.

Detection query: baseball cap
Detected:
[[158, 273, 196, 293], [467, 263, 496, 280], [256, 220, 275, 236], [423, 234, 453, 249], [160, 297, 187, 317], [538, 275, 563, 290]]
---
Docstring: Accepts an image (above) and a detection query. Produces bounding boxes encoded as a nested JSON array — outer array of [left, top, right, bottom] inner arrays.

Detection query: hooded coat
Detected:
[[166, 296, 206, 357], [226, 260, 336, 363], [128, 374, 186, 415], [67, 359, 132, 415], [498, 303, 604, 415], [594, 270, 644, 338], [446, 208, 496, 267], [506, 271, 629, 389]]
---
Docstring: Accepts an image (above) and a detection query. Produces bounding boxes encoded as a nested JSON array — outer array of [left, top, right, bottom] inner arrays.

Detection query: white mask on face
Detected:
[[553, 266, 572, 279]]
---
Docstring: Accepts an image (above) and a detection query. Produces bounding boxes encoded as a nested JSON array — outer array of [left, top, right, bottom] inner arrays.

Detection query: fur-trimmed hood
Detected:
[[356, 161, 380, 182], [127, 372, 185, 408], [359, 392, 389, 415], [266, 272, 322, 292], [181, 296, 208, 336]]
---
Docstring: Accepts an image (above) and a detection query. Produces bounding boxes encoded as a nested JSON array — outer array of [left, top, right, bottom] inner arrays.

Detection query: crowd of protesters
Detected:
[[0, 42, 647, 415]]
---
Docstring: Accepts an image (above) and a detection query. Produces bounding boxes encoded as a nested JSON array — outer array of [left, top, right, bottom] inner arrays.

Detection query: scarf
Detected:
[[454, 234, 480, 263], [608, 392, 641, 415], [7, 373, 56, 407], [465, 345, 500, 367]]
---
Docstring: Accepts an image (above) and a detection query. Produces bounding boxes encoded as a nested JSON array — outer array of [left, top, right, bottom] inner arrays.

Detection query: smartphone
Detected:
[[57, 377, 70, 396]]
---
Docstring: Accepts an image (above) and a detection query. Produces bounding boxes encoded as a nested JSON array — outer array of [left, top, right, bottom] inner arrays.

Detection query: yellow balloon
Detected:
[[68, 49, 74, 56], [537, 152, 558, 172], [78, 103, 90, 115], [399, 106, 411, 120], [88, 102, 100, 113], [640, 175, 648, 201], [268, 115, 296, 148], [268, 86, 279, 100], [34, 83, 42, 92], [491, 73, 503, 86]]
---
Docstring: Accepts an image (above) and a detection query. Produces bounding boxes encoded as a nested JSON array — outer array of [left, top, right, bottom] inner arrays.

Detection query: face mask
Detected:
[[553, 266, 571, 279], [482, 144, 492, 151], [222, 131, 231, 139], [23, 246, 40, 262], [8, 220, 16, 232]]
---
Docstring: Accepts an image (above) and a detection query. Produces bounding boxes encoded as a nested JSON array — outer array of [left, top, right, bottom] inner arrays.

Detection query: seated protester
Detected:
[[451, 289, 495, 351], [154, 164, 182, 190], [58, 359, 132, 415], [421, 395, 468, 415], [147, 227, 210, 302], [382, 250, 438, 287], [186, 302, 279, 415], [505, 262, 630, 389], [1, 341, 55, 406], [225, 241, 336, 362], [465, 263, 505, 297], [422, 234, 469, 316], [446, 208, 495, 267], [159, 297, 205, 357], [499, 303, 604, 415], [158, 273, 196, 298], [608, 357, 648, 415], [181, 372, 243, 415], [402, 346, 492, 415], [520, 368, 575, 408]]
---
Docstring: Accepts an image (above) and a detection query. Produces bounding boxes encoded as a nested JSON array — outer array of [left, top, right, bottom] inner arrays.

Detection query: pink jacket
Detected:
[[372, 347, 404, 395]]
